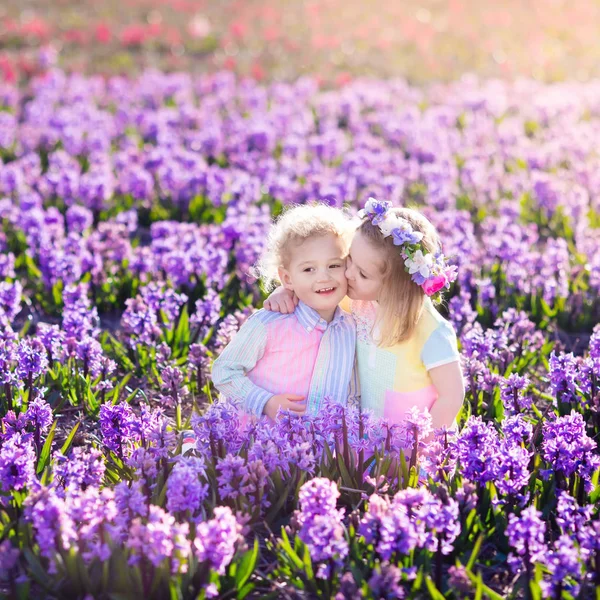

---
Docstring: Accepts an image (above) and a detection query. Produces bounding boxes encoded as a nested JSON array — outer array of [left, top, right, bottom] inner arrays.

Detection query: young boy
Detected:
[[211, 203, 357, 419]]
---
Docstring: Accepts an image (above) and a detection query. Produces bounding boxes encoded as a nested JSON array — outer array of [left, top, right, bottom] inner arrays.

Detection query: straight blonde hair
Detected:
[[358, 207, 441, 347]]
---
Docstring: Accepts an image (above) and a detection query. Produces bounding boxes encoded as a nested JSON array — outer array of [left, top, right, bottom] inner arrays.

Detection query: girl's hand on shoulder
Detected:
[[263, 286, 298, 313]]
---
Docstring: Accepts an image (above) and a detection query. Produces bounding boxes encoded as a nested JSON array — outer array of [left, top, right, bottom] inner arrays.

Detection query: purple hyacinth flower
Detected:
[[548, 352, 580, 405], [506, 506, 547, 574], [295, 478, 348, 579], [98, 402, 140, 459], [542, 411, 600, 491], [194, 506, 242, 575], [126, 505, 190, 574], [541, 534, 583, 598], [24, 487, 77, 574], [167, 456, 209, 517], [0, 433, 36, 492]]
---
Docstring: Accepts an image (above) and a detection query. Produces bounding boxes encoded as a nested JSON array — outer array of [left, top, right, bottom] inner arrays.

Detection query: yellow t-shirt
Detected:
[[342, 297, 459, 423]]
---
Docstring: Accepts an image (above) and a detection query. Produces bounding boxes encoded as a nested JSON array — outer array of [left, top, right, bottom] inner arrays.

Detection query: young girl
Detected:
[[211, 203, 357, 420], [265, 198, 464, 433]]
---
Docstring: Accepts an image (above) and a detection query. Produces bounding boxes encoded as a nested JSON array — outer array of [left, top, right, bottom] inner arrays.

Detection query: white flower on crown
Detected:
[[364, 198, 380, 214], [404, 249, 434, 278], [378, 214, 410, 238]]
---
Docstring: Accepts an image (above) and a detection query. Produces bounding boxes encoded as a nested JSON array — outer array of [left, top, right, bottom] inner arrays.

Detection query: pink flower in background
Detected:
[[188, 15, 212, 39], [251, 62, 265, 81], [20, 17, 51, 41], [120, 24, 147, 47], [94, 23, 112, 44], [63, 29, 87, 45], [230, 22, 247, 40], [0, 56, 16, 83], [335, 72, 352, 86]]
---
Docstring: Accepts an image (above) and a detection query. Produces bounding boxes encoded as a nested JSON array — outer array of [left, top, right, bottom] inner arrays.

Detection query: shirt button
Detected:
[[306, 326, 312, 332]]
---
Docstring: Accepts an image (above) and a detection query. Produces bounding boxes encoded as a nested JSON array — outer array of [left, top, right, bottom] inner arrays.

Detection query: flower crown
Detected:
[[357, 198, 457, 297]]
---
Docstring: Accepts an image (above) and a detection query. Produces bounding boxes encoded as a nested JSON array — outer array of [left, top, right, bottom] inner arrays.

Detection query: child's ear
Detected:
[[278, 267, 294, 291]]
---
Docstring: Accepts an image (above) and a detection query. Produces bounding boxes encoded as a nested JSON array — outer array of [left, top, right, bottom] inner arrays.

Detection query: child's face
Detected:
[[278, 233, 348, 321], [345, 230, 385, 302]]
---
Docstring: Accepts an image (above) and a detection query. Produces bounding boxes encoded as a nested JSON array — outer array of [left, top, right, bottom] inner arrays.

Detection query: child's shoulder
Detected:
[[247, 307, 296, 327], [419, 302, 460, 368], [346, 298, 377, 317], [418, 299, 457, 343], [246, 308, 312, 331]]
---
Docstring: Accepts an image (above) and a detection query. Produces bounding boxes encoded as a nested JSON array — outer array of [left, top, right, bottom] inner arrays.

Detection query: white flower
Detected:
[[364, 198, 379, 214], [405, 250, 434, 278], [378, 214, 410, 238]]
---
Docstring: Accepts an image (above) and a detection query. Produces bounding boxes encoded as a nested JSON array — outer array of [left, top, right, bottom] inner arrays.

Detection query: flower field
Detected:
[[0, 67, 599, 599]]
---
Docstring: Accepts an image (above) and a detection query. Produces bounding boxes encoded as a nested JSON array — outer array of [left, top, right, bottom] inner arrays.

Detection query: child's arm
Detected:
[[427, 361, 465, 431], [421, 319, 463, 435], [263, 286, 298, 313], [212, 315, 305, 418]]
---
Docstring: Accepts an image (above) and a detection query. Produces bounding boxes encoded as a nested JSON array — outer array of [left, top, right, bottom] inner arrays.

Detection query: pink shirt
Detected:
[[211, 301, 357, 416]]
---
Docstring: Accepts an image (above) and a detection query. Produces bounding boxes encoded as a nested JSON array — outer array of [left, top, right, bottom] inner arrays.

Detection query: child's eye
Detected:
[[303, 267, 314, 273], [329, 264, 342, 269], [359, 271, 367, 279]]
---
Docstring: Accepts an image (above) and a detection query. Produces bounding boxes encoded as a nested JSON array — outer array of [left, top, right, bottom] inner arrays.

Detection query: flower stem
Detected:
[[435, 532, 443, 590]]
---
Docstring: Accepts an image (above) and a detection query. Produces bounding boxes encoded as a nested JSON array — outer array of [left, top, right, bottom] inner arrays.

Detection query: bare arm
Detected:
[[428, 361, 465, 432]]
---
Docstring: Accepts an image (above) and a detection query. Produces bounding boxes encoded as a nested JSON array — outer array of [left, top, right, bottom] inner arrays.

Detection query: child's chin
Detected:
[[311, 292, 344, 309]]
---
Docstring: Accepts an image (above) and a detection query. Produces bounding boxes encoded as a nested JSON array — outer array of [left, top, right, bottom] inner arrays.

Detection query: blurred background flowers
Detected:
[[1, 0, 599, 83]]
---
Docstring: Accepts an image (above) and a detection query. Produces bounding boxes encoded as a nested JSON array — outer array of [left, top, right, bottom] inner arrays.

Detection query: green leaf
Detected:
[[234, 538, 259, 590], [530, 563, 544, 600], [540, 298, 558, 318], [589, 467, 600, 503], [424, 576, 446, 600], [15, 579, 31, 600], [60, 421, 81, 455], [23, 549, 54, 592], [61, 547, 77, 583], [51, 280, 64, 309], [86, 385, 100, 414], [169, 579, 183, 600], [278, 529, 304, 570], [172, 305, 190, 353], [264, 480, 293, 524], [466, 534, 484, 570], [24, 254, 42, 278], [399, 450, 409, 487], [336, 449, 356, 488], [124, 387, 143, 404], [301, 542, 314, 581], [237, 582, 256, 600], [474, 570, 483, 600], [36, 420, 58, 474], [464, 567, 505, 600]]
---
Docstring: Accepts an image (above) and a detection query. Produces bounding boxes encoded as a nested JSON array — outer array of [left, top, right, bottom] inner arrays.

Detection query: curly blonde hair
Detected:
[[255, 203, 353, 290]]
